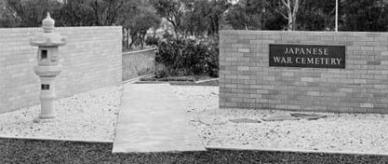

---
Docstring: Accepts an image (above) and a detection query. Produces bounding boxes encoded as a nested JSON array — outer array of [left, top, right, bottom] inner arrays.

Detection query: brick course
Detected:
[[220, 30, 388, 113], [122, 48, 155, 81], [0, 26, 122, 113]]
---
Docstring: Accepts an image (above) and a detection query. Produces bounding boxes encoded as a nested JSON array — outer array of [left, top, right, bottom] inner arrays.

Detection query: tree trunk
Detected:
[[127, 28, 130, 49], [287, 10, 293, 30], [122, 28, 125, 50], [292, 14, 297, 30], [280, 0, 300, 31]]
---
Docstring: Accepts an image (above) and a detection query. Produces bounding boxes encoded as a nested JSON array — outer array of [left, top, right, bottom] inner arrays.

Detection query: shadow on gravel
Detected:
[[0, 138, 387, 164]]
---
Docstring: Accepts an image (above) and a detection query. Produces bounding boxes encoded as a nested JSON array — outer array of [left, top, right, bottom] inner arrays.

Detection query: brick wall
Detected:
[[122, 48, 155, 81], [0, 26, 122, 113], [219, 30, 388, 113]]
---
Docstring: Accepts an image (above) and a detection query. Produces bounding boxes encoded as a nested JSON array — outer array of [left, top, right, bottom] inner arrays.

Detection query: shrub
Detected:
[[145, 36, 160, 46], [154, 37, 219, 78], [202, 38, 219, 77]]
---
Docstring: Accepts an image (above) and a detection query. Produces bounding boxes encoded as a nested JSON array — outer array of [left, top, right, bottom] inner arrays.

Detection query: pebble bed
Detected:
[[1, 84, 388, 155], [0, 86, 122, 142], [172, 85, 388, 155]]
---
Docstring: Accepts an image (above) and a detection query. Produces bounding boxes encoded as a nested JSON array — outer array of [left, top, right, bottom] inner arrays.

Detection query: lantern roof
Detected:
[[30, 13, 66, 47]]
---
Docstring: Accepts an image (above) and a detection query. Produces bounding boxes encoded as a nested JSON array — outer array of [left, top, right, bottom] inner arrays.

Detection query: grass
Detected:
[[140, 76, 196, 82], [169, 79, 219, 86], [1, 138, 387, 164], [139, 75, 219, 86]]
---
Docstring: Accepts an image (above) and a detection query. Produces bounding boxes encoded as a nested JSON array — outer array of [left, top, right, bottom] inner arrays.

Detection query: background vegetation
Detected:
[[1, 0, 388, 77]]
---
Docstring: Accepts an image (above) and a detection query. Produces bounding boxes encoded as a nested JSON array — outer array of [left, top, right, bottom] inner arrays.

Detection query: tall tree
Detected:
[[298, 0, 336, 31], [226, 0, 265, 30], [183, 0, 230, 37], [341, 0, 388, 31], [6, 0, 62, 27], [267, 0, 302, 30], [118, 0, 161, 50], [55, 0, 95, 26], [150, 0, 185, 38], [88, 0, 126, 26], [0, 0, 20, 27]]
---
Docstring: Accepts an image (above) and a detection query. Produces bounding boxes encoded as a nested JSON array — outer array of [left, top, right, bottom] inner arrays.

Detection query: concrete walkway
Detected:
[[112, 84, 206, 153]]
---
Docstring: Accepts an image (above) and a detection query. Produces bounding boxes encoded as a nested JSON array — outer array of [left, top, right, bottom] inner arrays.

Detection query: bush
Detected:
[[155, 37, 219, 78], [145, 36, 160, 46]]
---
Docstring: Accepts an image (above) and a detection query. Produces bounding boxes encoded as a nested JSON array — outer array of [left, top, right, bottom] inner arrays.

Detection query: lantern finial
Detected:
[[42, 12, 55, 33]]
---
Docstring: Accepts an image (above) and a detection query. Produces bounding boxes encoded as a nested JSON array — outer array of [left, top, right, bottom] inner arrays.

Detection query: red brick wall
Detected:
[[219, 30, 388, 113], [0, 26, 122, 113]]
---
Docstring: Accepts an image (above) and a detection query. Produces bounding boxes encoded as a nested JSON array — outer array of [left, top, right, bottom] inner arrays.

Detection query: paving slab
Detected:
[[113, 84, 205, 153]]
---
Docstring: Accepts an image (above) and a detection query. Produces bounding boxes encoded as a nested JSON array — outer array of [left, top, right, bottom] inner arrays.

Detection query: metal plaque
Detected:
[[269, 44, 345, 68]]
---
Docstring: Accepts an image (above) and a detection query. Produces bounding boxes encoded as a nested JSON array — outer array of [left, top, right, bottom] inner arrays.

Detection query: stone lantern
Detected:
[[30, 13, 66, 122]]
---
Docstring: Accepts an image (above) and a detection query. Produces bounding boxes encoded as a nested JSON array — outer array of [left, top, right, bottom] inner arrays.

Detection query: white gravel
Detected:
[[0, 85, 122, 142], [171, 85, 388, 155], [2, 84, 388, 155]]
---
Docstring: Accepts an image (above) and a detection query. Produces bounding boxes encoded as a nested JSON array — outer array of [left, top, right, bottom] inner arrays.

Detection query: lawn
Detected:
[[1, 138, 387, 164]]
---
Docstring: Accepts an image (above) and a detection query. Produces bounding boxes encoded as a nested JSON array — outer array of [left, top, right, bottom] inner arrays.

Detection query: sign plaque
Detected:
[[269, 44, 345, 68]]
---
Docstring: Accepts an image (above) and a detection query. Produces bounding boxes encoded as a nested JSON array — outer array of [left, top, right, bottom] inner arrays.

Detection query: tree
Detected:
[[6, 0, 62, 27], [183, 0, 230, 37], [267, 0, 302, 30], [55, 0, 95, 26], [341, 0, 388, 31], [298, 0, 336, 31], [0, 0, 20, 27], [150, 0, 185, 38], [5, 0, 133, 27], [119, 0, 161, 50], [151, 0, 229, 38], [127, 11, 161, 49], [226, 0, 265, 30], [89, 0, 126, 26]]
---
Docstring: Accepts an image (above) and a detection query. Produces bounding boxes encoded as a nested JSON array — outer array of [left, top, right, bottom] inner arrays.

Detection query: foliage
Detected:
[[0, 13, 19, 27], [297, 0, 336, 31], [127, 12, 161, 49], [154, 37, 219, 78], [264, 0, 302, 31], [55, 0, 133, 26], [2, 0, 388, 32], [145, 36, 160, 46], [150, 0, 184, 38], [150, 0, 224, 78], [4, 0, 131, 27], [341, 0, 388, 31], [151, 0, 229, 38], [225, 0, 265, 30], [5, 0, 62, 27], [120, 0, 161, 50], [183, 0, 230, 37], [54, 0, 95, 26], [89, 0, 126, 26], [261, 9, 287, 30], [261, 0, 388, 31], [0, 0, 19, 27]]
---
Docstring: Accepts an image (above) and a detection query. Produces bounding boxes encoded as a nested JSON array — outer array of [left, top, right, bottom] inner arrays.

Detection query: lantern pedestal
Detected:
[[30, 13, 66, 123]]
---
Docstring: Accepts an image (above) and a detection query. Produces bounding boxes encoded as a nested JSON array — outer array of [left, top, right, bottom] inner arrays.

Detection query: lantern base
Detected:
[[33, 116, 56, 123]]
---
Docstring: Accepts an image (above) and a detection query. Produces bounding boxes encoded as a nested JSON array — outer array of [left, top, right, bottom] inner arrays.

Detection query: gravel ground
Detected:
[[171, 85, 388, 155], [1, 84, 388, 155], [0, 86, 122, 142]]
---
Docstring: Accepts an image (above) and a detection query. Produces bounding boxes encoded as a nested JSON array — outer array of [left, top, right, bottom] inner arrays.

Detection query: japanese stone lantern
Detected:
[[30, 13, 66, 122]]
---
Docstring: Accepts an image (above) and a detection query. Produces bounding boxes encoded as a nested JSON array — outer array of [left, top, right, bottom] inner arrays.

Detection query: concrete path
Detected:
[[112, 84, 206, 153]]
